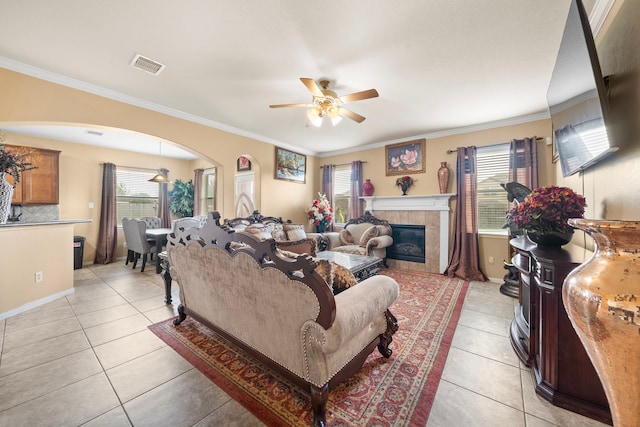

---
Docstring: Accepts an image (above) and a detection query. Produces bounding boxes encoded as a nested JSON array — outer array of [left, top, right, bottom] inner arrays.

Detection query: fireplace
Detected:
[[388, 224, 426, 263]]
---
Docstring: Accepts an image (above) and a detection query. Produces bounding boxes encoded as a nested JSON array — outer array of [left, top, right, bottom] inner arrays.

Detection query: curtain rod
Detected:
[[446, 137, 544, 154], [320, 161, 368, 168]]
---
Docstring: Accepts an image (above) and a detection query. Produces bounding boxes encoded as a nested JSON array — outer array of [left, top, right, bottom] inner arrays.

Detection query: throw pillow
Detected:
[[314, 258, 334, 287], [244, 224, 273, 241], [331, 262, 358, 294], [276, 238, 317, 257], [339, 229, 355, 245], [270, 224, 287, 241], [359, 225, 380, 247], [283, 224, 307, 241]]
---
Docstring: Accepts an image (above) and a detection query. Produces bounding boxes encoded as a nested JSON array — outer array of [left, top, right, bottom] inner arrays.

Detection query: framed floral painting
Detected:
[[385, 139, 426, 176]]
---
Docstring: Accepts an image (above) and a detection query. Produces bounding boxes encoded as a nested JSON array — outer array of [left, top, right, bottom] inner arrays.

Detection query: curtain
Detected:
[[321, 164, 334, 231], [445, 147, 487, 281], [193, 168, 203, 216], [509, 136, 538, 189], [158, 168, 170, 228], [94, 163, 117, 264], [350, 161, 363, 219]]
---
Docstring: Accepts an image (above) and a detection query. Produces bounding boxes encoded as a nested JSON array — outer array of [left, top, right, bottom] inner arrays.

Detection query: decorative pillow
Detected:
[[276, 249, 300, 259], [330, 262, 358, 294], [270, 224, 287, 241], [339, 229, 355, 245], [376, 225, 390, 236], [283, 224, 307, 241], [244, 224, 272, 241], [359, 225, 379, 247], [314, 258, 334, 288]]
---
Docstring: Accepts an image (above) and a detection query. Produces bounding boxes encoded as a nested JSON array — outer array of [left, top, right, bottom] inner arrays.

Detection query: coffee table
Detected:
[[315, 251, 383, 282]]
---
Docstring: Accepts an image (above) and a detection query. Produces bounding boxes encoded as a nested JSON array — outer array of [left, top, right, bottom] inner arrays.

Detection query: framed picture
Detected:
[[552, 135, 559, 164], [237, 156, 251, 171], [274, 147, 306, 183], [385, 139, 426, 176]]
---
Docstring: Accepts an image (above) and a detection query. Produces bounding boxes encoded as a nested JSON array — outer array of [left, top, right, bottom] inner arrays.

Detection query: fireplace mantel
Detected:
[[361, 194, 455, 212], [360, 194, 455, 273]]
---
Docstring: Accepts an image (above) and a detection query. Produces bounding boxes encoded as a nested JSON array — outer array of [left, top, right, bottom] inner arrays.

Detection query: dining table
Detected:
[[145, 228, 172, 273]]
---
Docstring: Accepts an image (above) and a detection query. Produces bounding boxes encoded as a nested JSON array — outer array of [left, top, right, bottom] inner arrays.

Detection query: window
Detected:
[[333, 165, 351, 225], [476, 144, 509, 232], [202, 167, 217, 214], [116, 168, 159, 224]]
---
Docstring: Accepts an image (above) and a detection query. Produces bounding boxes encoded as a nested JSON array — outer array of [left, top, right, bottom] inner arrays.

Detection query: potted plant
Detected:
[[509, 185, 586, 247], [0, 143, 37, 223], [168, 179, 194, 218]]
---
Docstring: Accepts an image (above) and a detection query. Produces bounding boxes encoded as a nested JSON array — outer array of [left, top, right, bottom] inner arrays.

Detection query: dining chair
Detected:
[[122, 217, 156, 272]]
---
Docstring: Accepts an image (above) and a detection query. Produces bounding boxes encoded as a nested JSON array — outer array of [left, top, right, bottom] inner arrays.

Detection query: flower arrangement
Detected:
[[509, 185, 586, 235], [0, 143, 37, 184], [395, 175, 415, 194], [307, 193, 333, 230]]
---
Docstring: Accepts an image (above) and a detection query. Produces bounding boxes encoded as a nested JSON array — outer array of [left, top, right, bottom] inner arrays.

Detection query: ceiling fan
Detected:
[[269, 78, 379, 127]]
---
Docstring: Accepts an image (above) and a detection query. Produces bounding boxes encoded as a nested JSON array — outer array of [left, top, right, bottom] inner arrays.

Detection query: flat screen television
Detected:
[[547, 0, 618, 177]]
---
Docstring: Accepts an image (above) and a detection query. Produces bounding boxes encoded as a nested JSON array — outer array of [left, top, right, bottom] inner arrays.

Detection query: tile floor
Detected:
[[0, 262, 609, 426]]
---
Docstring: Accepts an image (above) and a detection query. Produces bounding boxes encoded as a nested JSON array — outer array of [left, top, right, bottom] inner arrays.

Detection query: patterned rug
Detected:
[[149, 269, 468, 426]]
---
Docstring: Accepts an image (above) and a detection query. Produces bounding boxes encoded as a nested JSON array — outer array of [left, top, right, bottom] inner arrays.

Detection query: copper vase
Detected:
[[562, 219, 640, 427], [437, 162, 449, 194]]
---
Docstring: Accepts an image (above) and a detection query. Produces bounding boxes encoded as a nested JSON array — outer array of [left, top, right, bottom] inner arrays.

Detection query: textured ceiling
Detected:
[[0, 0, 605, 158]]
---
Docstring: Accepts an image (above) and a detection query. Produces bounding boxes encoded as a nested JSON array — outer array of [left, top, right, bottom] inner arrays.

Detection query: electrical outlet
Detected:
[[488, 256, 495, 265], [35, 271, 43, 283]]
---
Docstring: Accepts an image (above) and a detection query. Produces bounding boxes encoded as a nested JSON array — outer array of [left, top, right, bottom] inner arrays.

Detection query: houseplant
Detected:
[[395, 175, 415, 196], [0, 143, 37, 223], [168, 179, 194, 218], [307, 192, 333, 233], [509, 185, 586, 246]]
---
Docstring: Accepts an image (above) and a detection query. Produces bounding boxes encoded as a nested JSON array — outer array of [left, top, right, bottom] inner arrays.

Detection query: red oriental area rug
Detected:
[[148, 269, 468, 426]]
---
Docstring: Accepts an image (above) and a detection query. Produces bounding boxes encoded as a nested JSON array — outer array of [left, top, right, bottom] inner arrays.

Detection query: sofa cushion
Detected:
[[244, 224, 273, 241], [346, 222, 376, 243], [359, 226, 379, 247], [332, 245, 366, 256], [284, 224, 307, 241], [339, 229, 355, 245]]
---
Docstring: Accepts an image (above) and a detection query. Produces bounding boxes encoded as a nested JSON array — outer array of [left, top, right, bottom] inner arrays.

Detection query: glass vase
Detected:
[[562, 219, 640, 427]]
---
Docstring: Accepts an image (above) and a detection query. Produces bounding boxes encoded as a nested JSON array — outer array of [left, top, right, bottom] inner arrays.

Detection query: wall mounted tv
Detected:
[[547, 0, 618, 177]]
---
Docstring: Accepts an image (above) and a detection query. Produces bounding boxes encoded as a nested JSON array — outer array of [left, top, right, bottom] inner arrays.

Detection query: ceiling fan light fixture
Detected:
[[330, 115, 342, 126], [306, 107, 323, 127]]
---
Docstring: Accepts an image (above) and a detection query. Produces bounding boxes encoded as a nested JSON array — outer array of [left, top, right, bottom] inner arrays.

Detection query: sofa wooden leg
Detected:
[[173, 304, 187, 325], [378, 309, 399, 358], [310, 383, 328, 427]]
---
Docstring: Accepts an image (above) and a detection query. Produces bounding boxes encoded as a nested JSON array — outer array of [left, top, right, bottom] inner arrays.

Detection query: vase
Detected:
[[363, 179, 374, 196], [526, 229, 573, 247], [0, 172, 15, 224], [437, 161, 450, 194], [400, 184, 409, 196], [316, 223, 326, 233], [562, 219, 640, 427]]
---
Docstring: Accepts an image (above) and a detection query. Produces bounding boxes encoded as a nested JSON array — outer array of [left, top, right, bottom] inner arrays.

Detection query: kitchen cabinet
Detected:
[[6, 145, 60, 205]]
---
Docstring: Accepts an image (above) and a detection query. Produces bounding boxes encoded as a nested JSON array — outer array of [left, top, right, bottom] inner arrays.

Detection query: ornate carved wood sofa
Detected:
[[167, 212, 400, 426]]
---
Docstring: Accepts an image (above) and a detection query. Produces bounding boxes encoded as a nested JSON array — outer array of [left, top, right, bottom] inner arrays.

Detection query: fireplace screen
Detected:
[[388, 224, 426, 263]]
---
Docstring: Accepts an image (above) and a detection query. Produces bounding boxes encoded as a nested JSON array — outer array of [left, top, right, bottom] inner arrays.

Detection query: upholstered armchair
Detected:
[[328, 211, 393, 262]]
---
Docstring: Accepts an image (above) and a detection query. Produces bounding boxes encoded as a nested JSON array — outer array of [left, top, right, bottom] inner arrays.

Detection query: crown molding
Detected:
[[590, 0, 616, 37]]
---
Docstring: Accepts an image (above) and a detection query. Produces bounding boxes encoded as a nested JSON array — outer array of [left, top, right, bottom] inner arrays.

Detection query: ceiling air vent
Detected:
[[130, 53, 166, 76]]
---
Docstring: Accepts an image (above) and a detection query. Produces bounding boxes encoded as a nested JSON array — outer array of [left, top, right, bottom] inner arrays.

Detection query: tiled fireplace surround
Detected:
[[361, 194, 455, 274]]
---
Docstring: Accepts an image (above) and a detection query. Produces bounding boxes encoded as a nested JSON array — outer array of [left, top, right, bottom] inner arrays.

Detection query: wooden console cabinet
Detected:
[[6, 145, 60, 205], [509, 236, 612, 424]]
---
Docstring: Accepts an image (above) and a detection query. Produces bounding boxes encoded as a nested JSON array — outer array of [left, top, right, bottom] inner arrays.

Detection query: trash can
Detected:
[[73, 236, 86, 270]]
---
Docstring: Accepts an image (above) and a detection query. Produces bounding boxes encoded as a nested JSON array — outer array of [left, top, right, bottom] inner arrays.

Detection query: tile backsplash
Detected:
[[11, 204, 59, 223]]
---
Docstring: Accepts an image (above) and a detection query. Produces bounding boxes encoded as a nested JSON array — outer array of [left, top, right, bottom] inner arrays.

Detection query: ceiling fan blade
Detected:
[[269, 103, 309, 108], [300, 78, 324, 97], [340, 108, 366, 123], [339, 88, 379, 103]]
